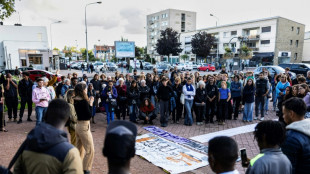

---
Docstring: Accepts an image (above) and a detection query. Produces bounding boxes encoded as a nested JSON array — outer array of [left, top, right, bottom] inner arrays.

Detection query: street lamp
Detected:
[[210, 14, 219, 62], [50, 21, 61, 51], [85, 1, 102, 63]]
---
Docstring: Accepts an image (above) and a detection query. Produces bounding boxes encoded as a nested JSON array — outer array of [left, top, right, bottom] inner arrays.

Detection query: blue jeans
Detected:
[[243, 102, 254, 121], [184, 99, 193, 125], [82, 69, 84, 74], [105, 104, 114, 124], [272, 88, 277, 109], [129, 104, 137, 122], [92, 105, 96, 117], [151, 95, 159, 114], [35, 106, 47, 125]]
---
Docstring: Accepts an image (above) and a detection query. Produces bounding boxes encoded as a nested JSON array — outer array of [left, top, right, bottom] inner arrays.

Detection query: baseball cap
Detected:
[[103, 121, 137, 161]]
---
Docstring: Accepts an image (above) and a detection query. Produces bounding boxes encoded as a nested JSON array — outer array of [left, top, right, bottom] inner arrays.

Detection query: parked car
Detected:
[[103, 62, 117, 71], [157, 64, 171, 73], [1, 69, 16, 75], [19, 67, 34, 72], [189, 62, 199, 69], [92, 62, 105, 70], [254, 66, 296, 80], [197, 64, 216, 72], [184, 63, 193, 71], [27, 70, 62, 82], [278, 63, 310, 76], [144, 62, 153, 70], [176, 63, 186, 71]]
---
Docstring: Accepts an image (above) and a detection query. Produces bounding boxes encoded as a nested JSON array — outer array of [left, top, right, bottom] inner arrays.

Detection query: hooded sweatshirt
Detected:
[[14, 123, 83, 174], [281, 119, 310, 174]]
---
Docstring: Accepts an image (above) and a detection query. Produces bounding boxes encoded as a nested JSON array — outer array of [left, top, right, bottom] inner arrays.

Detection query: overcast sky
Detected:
[[3, 0, 309, 50]]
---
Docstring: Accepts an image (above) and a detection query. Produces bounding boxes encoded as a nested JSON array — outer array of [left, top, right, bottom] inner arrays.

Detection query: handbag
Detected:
[[110, 99, 117, 107], [180, 93, 185, 105]]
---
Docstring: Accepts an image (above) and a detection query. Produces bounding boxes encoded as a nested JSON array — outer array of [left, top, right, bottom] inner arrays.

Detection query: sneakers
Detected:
[[27, 118, 33, 122], [254, 117, 258, 120], [17, 119, 22, 124], [260, 117, 265, 121], [13, 118, 17, 122], [265, 111, 269, 115], [8, 118, 12, 122]]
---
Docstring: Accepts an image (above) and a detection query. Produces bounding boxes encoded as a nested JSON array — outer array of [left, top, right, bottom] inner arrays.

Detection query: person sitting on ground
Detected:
[[13, 99, 83, 174], [245, 120, 292, 174], [139, 98, 156, 125], [281, 97, 310, 174], [208, 136, 239, 174], [103, 120, 137, 174]]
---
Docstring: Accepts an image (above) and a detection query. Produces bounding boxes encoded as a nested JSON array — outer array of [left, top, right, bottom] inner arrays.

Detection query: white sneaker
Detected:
[[260, 117, 265, 121], [254, 117, 258, 120], [266, 111, 269, 115]]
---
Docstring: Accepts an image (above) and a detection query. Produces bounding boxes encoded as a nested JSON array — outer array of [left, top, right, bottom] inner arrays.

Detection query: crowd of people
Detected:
[[1, 65, 310, 174]]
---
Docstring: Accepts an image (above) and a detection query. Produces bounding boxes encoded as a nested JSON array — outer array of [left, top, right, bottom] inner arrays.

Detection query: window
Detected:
[[294, 53, 298, 60], [223, 32, 229, 37], [181, 13, 185, 21], [231, 31, 237, 35], [297, 27, 300, 34], [261, 40, 270, 45], [223, 43, 229, 47], [28, 55, 43, 64], [21, 59, 27, 66], [291, 26, 294, 31], [296, 40, 299, 47], [261, 26, 271, 33], [290, 40, 293, 45]]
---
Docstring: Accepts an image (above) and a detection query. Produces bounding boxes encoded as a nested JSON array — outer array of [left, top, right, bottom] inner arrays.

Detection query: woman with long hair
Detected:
[[218, 81, 231, 125], [127, 80, 140, 123], [74, 83, 95, 174], [284, 86, 293, 101], [276, 74, 290, 123], [243, 78, 255, 122], [150, 75, 160, 115], [64, 89, 77, 146], [230, 75, 242, 120], [292, 85, 299, 97], [139, 98, 156, 124], [87, 83, 96, 123], [102, 80, 118, 124]]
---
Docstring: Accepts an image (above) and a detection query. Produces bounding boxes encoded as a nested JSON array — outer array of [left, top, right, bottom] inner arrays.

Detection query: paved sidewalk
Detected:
[[0, 105, 276, 174]]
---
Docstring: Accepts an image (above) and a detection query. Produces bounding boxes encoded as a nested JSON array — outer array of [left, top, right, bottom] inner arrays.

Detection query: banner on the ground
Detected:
[[144, 126, 208, 154], [136, 133, 209, 174]]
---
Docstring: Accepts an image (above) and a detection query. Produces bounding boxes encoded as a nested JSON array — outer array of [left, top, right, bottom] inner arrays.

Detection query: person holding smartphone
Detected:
[[32, 78, 51, 125]]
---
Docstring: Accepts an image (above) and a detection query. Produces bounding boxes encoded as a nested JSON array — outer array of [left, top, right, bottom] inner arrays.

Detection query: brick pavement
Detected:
[[0, 103, 276, 174]]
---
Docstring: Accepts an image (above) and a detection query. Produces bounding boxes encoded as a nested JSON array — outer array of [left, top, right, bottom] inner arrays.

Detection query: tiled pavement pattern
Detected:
[[0, 105, 277, 174]]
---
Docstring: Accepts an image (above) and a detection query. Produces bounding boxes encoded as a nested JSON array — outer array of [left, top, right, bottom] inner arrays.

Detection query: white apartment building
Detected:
[[146, 9, 196, 62], [180, 16, 305, 66], [0, 24, 52, 70], [302, 31, 310, 63]]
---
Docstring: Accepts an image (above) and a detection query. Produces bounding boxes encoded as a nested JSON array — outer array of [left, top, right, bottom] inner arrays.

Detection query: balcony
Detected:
[[249, 47, 259, 51], [149, 20, 154, 25], [246, 34, 260, 41]]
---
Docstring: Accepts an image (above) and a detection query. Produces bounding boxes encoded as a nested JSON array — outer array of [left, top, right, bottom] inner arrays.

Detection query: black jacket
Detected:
[[127, 88, 140, 105], [195, 88, 207, 103], [3, 80, 18, 98], [157, 85, 173, 101], [90, 79, 102, 91], [205, 83, 218, 99], [139, 85, 150, 101], [243, 85, 255, 103], [150, 81, 159, 96], [18, 78, 33, 99]]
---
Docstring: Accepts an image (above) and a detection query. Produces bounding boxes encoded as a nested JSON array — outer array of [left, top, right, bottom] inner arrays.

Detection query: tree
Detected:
[[63, 46, 73, 62], [0, 0, 16, 21], [135, 46, 144, 59], [155, 28, 182, 62], [80, 48, 95, 61], [181, 54, 189, 62], [191, 31, 215, 62]]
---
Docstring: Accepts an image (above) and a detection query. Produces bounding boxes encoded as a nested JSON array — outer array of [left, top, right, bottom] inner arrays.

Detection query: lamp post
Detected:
[[50, 20, 61, 70], [210, 14, 219, 62], [85, 1, 102, 63], [50, 21, 61, 51]]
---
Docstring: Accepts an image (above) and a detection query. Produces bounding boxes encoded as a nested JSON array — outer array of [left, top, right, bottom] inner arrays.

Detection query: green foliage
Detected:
[[181, 54, 189, 61], [0, 0, 16, 20], [155, 28, 182, 57], [225, 47, 232, 53], [80, 48, 95, 61], [135, 46, 144, 58]]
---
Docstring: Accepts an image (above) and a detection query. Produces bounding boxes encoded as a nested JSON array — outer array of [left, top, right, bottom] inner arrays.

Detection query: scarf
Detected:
[[185, 84, 193, 91]]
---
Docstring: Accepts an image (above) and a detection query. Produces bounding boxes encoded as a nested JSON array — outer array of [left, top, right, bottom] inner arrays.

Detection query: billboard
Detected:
[[115, 41, 135, 58]]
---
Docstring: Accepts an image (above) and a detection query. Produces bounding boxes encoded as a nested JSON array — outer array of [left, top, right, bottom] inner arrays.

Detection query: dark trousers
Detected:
[[233, 97, 241, 119], [255, 96, 265, 118], [277, 97, 284, 123], [172, 100, 183, 122], [195, 105, 205, 122], [6, 97, 18, 119], [218, 99, 228, 122], [0, 109, 4, 129], [116, 101, 127, 120], [160, 100, 169, 124], [206, 100, 216, 123], [19, 97, 32, 119]]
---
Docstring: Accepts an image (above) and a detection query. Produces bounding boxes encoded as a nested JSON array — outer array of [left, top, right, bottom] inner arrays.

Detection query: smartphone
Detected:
[[240, 148, 248, 167]]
